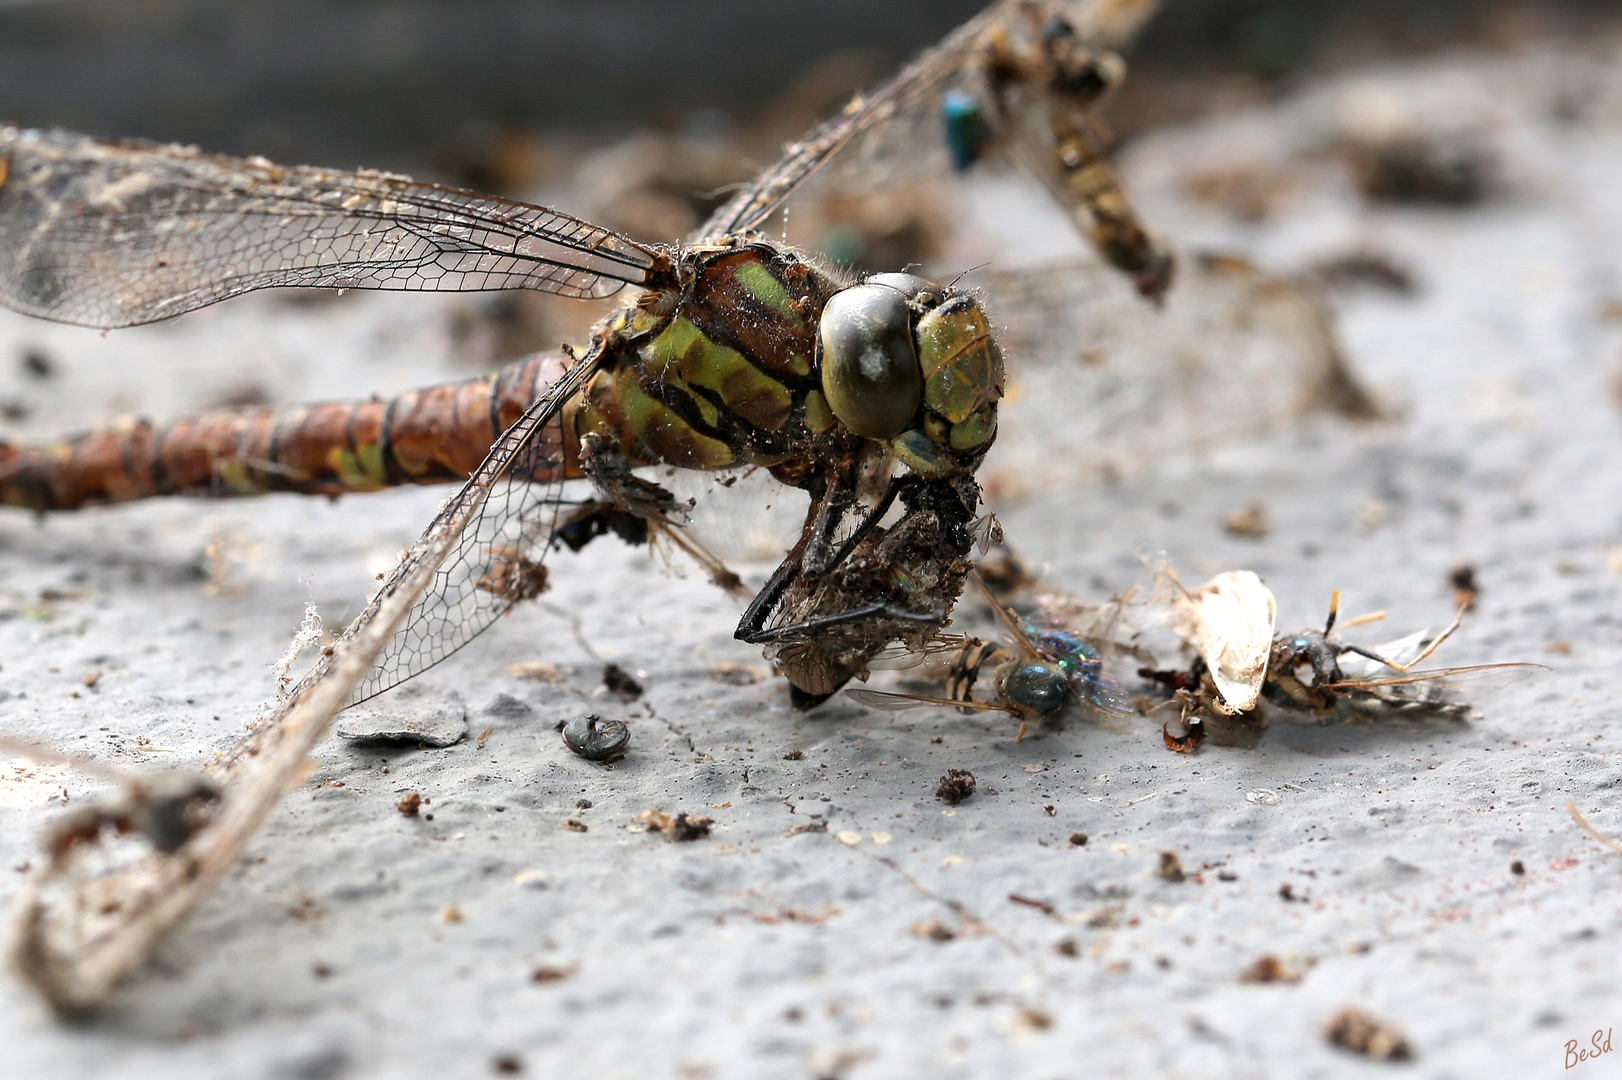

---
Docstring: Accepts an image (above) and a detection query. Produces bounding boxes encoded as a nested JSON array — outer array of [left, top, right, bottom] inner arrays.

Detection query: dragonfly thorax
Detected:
[[586, 244, 1003, 488]]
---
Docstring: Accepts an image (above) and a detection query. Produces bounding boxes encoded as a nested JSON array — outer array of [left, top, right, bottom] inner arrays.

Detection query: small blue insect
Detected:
[[846, 571, 1134, 740]]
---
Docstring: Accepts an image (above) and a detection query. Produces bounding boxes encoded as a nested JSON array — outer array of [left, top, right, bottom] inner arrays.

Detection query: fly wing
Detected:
[[696, 0, 1159, 241], [0, 126, 662, 329], [345, 348, 605, 705], [1336, 629, 1432, 677], [846, 688, 1013, 714], [1322, 663, 1544, 700]]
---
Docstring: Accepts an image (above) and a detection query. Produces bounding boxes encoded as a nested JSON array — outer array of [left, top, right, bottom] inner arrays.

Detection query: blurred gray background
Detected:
[[0, 0, 1610, 175]]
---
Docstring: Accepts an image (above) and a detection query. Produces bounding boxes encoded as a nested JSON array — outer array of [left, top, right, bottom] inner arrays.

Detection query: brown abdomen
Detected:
[[0, 353, 583, 512]]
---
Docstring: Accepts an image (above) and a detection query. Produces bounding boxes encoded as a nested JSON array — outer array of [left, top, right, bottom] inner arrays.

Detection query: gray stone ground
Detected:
[[3, 36, 1622, 1080]]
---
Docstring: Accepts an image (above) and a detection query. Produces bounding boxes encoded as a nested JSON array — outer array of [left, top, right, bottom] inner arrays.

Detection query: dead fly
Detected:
[[1143, 585, 1538, 750], [847, 569, 1141, 740]]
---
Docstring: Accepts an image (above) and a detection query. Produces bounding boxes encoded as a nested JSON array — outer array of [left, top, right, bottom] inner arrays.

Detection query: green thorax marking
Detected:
[[610, 245, 839, 468]]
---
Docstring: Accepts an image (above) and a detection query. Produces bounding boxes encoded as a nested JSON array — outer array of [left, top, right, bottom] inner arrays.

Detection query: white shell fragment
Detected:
[[336, 690, 469, 747], [1171, 571, 1277, 714]]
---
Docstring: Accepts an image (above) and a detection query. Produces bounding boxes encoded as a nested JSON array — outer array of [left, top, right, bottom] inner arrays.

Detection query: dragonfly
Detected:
[[847, 567, 1142, 740], [0, 0, 1169, 711], [0, 0, 1180, 1012]]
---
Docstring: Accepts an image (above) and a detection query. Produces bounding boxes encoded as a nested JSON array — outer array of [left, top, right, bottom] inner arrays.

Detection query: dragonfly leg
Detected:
[[734, 473, 909, 643], [558, 433, 750, 600], [741, 601, 940, 646]]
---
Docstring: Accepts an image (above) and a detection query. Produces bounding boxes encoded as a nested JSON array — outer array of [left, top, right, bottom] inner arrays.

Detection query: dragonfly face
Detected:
[[818, 271, 1003, 478]]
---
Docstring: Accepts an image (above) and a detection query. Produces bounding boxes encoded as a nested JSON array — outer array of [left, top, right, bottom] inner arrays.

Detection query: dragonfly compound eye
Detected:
[[819, 283, 923, 441], [1004, 663, 1069, 716], [864, 272, 937, 302]]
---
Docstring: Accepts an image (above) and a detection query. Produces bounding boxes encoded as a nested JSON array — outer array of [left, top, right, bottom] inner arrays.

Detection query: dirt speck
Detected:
[[637, 809, 712, 841], [1325, 1006, 1413, 1060], [530, 966, 574, 984], [1240, 954, 1301, 983], [1223, 502, 1269, 538], [709, 662, 762, 686], [1157, 851, 1185, 882]]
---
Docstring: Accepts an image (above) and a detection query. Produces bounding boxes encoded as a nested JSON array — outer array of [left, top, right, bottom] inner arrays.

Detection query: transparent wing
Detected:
[[1336, 629, 1433, 677], [697, 0, 1159, 241], [697, 7, 999, 239], [347, 350, 605, 705], [845, 688, 1014, 714], [1321, 663, 1544, 698], [0, 126, 663, 329]]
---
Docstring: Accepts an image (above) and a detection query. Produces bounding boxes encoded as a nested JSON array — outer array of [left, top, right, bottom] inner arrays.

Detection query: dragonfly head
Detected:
[[817, 272, 1003, 479]]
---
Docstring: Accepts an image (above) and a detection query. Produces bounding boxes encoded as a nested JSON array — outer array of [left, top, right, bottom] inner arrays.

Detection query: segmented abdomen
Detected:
[[0, 353, 582, 511]]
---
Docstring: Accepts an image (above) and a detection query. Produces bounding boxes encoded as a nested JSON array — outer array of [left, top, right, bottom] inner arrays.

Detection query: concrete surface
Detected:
[[1, 34, 1621, 1080]]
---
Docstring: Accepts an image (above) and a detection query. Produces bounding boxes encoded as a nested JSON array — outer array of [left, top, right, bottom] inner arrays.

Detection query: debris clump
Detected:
[[935, 769, 976, 805], [602, 663, 643, 701], [637, 809, 712, 842], [1325, 1007, 1413, 1060]]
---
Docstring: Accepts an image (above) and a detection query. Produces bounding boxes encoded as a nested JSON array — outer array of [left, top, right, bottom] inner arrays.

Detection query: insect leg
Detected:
[[1339, 606, 1468, 673], [733, 475, 909, 645], [742, 602, 940, 646]]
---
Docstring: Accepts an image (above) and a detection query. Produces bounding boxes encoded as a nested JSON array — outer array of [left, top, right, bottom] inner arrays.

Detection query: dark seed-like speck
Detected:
[[562, 714, 630, 761]]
